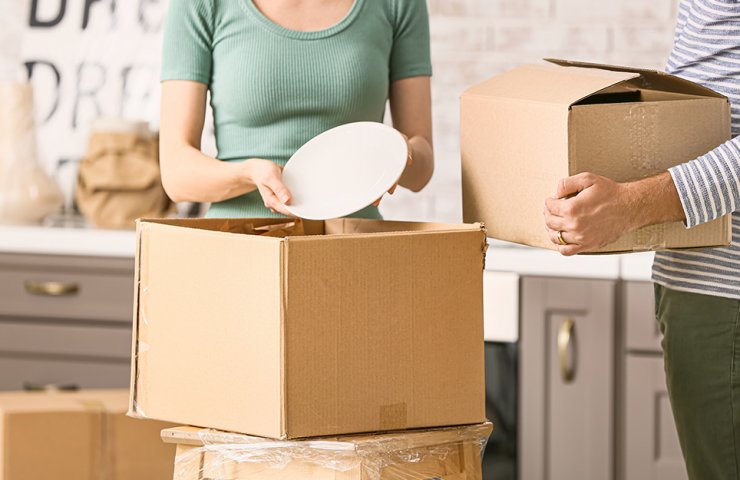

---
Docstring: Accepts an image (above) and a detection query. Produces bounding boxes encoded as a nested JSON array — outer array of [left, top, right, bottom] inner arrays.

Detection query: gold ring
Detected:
[[557, 231, 569, 246]]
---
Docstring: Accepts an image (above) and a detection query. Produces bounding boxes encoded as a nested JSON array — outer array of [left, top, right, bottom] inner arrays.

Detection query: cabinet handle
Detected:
[[24, 281, 80, 297], [23, 383, 80, 392], [558, 318, 576, 383]]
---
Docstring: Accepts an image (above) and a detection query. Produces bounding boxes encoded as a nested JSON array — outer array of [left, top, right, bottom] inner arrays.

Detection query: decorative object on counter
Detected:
[[75, 117, 174, 229], [0, 82, 64, 225]]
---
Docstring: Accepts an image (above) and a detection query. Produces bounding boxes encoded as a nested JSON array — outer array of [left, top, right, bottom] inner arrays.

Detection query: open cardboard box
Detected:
[[461, 58, 732, 253], [129, 217, 488, 439]]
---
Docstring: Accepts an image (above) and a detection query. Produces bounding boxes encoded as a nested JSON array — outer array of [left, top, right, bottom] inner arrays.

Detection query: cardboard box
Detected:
[[461, 58, 732, 253], [162, 422, 492, 480], [129, 217, 488, 439], [0, 389, 176, 480]]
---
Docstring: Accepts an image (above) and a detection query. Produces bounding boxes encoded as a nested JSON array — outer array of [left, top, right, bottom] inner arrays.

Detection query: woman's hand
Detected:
[[373, 135, 413, 206], [242, 159, 293, 215]]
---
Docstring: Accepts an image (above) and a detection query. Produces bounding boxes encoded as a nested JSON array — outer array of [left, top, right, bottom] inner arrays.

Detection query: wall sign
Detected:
[[18, 0, 167, 200]]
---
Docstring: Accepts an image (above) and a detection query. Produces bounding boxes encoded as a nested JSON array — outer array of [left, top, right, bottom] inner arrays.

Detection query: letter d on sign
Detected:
[[29, 0, 67, 28]]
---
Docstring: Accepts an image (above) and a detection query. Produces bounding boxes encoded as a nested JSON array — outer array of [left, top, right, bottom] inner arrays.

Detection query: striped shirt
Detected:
[[652, 0, 740, 299]]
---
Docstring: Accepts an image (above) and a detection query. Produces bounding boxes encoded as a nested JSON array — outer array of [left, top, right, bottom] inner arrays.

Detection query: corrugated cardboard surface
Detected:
[[130, 218, 487, 439], [0, 390, 175, 480], [164, 423, 491, 480], [131, 220, 284, 438], [461, 60, 732, 253], [285, 230, 485, 438]]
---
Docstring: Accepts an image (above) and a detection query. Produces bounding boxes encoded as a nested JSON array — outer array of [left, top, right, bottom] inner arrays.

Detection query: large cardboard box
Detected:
[[129, 217, 487, 439], [162, 422, 492, 480], [0, 389, 175, 480], [461, 58, 732, 253]]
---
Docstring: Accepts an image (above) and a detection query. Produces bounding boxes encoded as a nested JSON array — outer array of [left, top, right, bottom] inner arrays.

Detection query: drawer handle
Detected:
[[24, 281, 80, 297], [23, 383, 80, 392], [558, 318, 576, 383]]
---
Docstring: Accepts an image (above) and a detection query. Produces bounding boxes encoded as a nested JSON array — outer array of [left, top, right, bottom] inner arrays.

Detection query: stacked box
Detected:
[[162, 423, 493, 480], [0, 389, 175, 480]]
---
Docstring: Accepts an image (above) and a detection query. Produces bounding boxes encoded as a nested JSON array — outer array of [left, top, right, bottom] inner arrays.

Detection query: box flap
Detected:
[[546, 58, 727, 99], [462, 63, 638, 107]]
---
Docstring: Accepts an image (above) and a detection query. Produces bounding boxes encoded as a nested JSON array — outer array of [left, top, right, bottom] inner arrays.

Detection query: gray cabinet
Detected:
[[520, 277, 616, 480], [0, 253, 134, 391], [624, 356, 687, 480], [624, 282, 662, 353], [622, 282, 687, 480]]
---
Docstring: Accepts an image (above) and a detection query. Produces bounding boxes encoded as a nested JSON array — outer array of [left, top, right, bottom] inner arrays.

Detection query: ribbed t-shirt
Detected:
[[160, 0, 432, 219]]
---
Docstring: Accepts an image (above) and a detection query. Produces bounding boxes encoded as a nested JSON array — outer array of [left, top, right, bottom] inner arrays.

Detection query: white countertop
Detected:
[[0, 224, 136, 258], [481, 242, 655, 342], [0, 225, 656, 279], [485, 240, 655, 281]]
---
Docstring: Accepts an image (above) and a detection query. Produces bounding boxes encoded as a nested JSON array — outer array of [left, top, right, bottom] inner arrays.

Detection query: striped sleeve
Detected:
[[669, 137, 740, 227]]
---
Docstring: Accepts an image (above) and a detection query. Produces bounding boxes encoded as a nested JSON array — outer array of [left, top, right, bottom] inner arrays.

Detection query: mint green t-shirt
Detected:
[[161, 0, 432, 219]]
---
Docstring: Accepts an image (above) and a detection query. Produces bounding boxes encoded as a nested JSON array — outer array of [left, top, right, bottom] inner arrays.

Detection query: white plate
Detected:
[[282, 122, 408, 220]]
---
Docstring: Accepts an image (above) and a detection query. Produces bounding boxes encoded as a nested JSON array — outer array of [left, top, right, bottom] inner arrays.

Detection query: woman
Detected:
[[158, 0, 434, 218]]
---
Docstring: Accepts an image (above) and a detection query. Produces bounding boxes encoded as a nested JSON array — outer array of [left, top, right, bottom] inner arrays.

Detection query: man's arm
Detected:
[[543, 137, 740, 255], [670, 140, 740, 227]]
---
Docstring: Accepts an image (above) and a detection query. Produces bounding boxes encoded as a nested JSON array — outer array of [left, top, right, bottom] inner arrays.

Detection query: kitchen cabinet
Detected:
[[623, 356, 687, 480], [519, 277, 616, 480], [622, 282, 687, 480], [0, 253, 133, 391], [517, 278, 688, 480], [623, 282, 662, 353]]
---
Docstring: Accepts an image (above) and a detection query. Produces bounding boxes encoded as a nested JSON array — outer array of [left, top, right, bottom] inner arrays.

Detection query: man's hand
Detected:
[[544, 172, 685, 256]]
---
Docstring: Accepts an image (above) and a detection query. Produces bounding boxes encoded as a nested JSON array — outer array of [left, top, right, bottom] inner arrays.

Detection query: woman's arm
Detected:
[[160, 80, 291, 212], [389, 76, 434, 192]]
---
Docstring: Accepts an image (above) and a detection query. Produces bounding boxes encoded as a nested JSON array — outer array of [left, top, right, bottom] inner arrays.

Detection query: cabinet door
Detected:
[[0, 356, 131, 391], [520, 277, 616, 480], [624, 282, 662, 353], [0, 253, 134, 323], [624, 355, 687, 480]]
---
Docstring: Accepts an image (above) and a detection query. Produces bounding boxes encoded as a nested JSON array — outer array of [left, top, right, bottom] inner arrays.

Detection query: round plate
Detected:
[[282, 122, 408, 220]]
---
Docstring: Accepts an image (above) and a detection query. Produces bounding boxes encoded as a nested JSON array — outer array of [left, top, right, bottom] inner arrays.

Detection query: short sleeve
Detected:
[[160, 0, 214, 84], [389, 0, 432, 83]]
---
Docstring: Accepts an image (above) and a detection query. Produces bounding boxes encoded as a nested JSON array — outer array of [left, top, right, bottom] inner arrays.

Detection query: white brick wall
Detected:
[[379, 0, 681, 223]]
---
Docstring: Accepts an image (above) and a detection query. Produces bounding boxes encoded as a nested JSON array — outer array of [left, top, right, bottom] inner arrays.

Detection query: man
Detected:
[[544, 1, 740, 478]]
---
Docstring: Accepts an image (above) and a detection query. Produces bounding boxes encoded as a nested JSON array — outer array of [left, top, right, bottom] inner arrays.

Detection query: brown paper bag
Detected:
[[76, 130, 173, 229]]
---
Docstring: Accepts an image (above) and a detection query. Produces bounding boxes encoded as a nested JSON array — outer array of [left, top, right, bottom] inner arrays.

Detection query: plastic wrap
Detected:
[[168, 423, 492, 480]]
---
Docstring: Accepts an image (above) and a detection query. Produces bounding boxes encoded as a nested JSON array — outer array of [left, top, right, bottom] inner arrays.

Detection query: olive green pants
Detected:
[[655, 284, 740, 480]]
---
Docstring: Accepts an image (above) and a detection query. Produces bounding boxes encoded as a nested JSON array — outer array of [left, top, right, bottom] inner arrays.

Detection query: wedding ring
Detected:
[[557, 231, 569, 246]]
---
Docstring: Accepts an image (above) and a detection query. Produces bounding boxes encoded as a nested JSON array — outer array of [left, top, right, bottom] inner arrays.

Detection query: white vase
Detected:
[[0, 82, 63, 225]]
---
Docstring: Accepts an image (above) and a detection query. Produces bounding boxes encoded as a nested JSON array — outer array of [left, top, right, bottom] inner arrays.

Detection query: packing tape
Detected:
[[633, 223, 667, 251], [77, 400, 109, 480], [378, 403, 408, 431], [479, 223, 489, 271], [131, 399, 148, 419], [627, 103, 660, 175]]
